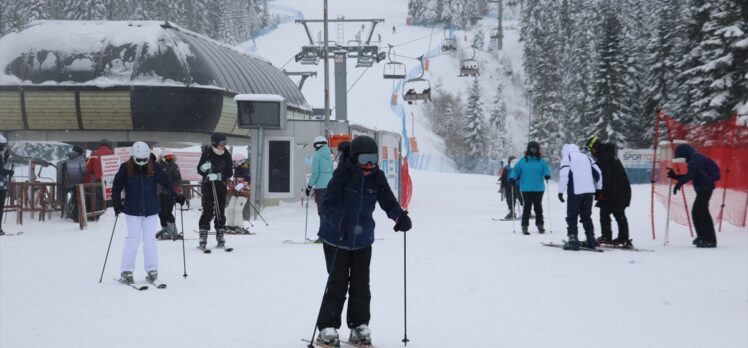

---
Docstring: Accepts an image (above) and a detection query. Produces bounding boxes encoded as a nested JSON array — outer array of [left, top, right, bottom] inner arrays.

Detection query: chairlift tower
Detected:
[[294, 17, 385, 125], [488, 0, 503, 50]]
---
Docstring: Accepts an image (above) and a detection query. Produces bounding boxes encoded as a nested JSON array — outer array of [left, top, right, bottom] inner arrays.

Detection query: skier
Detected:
[[667, 144, 720, 248], [307, 136, 333, 222], [197, 134, 233, 249], [508, 141, 551, 234], [558, 144, 603, 250], [499, 155, 523, 220], [58, 146, 86, 222], [225, 159, 251, 234], [111, 142, 185, 284], [85, 139, 113, 209], [0, 135, 14, 236], [586, 136, 631, 246], [315, 135, 412, 346], [156, 151, 182, 240]]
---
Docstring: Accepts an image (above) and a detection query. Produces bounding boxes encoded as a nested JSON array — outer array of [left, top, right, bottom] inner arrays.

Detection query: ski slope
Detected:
[[1, 171, 746, 348]]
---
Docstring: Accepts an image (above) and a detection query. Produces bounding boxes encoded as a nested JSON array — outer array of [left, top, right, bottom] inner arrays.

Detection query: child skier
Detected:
[[156, 151, 182, 240], [558, 144, 602, 250], [112, 142, 185, 284], [225, 159, 251, 234], [315, 135, 412, 347]]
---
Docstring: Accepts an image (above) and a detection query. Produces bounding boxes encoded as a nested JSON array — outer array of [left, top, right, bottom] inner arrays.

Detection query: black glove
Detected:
[[113, 201, 123, 216], [673, 183, 682, 195], [394, 211, 412, 232], [595, 190, 603, 201], [544, 175, 550, 180], [305, 185, 313, 197], [666, 168, 680, 180], [174, 194, 186, 205], [558, 193, 565, 203]]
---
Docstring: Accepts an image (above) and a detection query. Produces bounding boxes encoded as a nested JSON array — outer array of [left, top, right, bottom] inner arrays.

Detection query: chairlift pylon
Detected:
[[383, 44, 406, 79]]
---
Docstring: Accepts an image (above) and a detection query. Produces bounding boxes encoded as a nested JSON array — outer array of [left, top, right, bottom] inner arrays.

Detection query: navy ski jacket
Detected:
[[674, 144, 717, 192], [319, 160, 403, 250], [112, 161, 176, 216]]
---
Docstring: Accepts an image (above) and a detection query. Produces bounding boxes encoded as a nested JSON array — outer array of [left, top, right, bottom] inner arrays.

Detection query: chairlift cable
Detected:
[[280, 55, 296, 69]]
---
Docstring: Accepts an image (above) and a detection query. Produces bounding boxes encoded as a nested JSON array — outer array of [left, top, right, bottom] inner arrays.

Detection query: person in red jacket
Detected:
[[85, 139, 114, 183]]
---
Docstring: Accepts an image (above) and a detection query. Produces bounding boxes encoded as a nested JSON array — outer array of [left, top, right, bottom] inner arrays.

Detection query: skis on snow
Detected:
[[117, 278, 148, 291], [301, 339, 376, 348], [542, 241, 604, 252], [146, 278, 167, 289], [197, 245, 234, 253]]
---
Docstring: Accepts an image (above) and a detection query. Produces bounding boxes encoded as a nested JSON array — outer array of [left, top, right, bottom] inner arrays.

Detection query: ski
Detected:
[[194, 229, 254, 236], [282, 239, 319, 245], [0, 231, 24, 236], [146, 279, 167, 289], [216, 245, 234, 252], [116, 278, 148, 291], [301, 339, 340, 348], [197, 246, 212, 254], [542, 241, 604, 252], [596, 244, 654, 252], [492, 217, 517, 221], [343, 341, 377, 348]]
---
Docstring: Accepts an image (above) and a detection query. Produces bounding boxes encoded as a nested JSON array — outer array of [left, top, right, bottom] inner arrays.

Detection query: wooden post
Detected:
[[77, 184, 87, 230]]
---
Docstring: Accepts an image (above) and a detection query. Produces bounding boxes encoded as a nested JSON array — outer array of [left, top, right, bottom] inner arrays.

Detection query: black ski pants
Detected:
[[692, 189, 716, 244], [317, 244, 372, 330], [566, 193, 594, 242], [158, 193, 175, 227], [600, 207, 629, 240], [314, 188, 327, 218], [521, 191, 544, 227], [199, 181, 227, 231], [503, 184, 523, 214], [0, 190, 6, 230]]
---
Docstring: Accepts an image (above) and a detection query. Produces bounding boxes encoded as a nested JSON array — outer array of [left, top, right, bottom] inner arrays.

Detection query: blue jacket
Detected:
[[674, 144, 716, 192], [310, 145, 334, 189], [509, 156, 551, 192], [112, 161, 176, 216], [319, 160, 403, 250]]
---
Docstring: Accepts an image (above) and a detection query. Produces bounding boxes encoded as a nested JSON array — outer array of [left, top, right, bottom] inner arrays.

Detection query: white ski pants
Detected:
[[120, 214, 159, 274], [225, 196, 247, 227]]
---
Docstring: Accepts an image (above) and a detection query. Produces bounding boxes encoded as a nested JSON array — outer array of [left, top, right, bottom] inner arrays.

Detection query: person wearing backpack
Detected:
[[667, 144, 720, 248]]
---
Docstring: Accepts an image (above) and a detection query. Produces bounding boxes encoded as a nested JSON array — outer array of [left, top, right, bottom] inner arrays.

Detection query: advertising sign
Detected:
[[100, 154, 121, 200]]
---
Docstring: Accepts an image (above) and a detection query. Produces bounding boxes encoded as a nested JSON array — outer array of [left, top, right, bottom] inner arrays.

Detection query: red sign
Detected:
[[173, 151, 202, 182]]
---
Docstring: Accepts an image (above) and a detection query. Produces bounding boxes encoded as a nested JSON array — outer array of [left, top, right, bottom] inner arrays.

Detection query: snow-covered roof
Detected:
[[0, 20, 310, 111], [234, 94, 285, 102]]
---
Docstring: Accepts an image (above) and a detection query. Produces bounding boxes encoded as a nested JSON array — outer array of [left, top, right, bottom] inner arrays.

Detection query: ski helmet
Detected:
[[313, 136, 327, 150], [585, 136, 601, 151], [211, 133, 227, 147], [350, 136, 378, 165], [131, 141, 151, 166]]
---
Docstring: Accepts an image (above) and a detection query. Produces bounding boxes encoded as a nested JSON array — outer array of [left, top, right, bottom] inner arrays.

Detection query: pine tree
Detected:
[[473, 28, 485, 50], [488, 81, 509, 158], [586, 0, 630, 146], [463, 78, 488, 158]]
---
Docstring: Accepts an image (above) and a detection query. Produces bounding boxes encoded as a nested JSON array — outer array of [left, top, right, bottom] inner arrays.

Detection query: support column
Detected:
[[334, 50, 348, 121]]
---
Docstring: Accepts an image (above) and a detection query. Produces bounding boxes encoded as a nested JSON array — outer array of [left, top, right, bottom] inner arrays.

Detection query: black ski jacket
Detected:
[[594, 143, 631, 210]]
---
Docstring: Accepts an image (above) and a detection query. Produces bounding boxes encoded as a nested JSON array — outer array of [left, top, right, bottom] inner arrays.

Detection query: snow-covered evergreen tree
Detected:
[[473, 28, 485, 50], [488, 81, 509, 158], [463, 78, 488, 158]]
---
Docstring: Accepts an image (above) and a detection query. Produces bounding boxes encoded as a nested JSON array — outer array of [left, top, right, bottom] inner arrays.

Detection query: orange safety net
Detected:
[[650, 112, 748, 239]]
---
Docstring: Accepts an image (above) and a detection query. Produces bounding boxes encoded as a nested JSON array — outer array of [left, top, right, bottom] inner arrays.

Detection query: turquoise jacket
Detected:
[[509, 156, 551, 192], [310, 145, 333, 189]]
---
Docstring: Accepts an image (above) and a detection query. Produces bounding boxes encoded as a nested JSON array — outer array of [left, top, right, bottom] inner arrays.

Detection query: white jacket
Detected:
[[558, 144, 602, 195]]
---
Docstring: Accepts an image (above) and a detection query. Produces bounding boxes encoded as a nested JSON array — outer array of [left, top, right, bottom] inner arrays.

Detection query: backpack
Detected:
[[703, 158, 721, 182]]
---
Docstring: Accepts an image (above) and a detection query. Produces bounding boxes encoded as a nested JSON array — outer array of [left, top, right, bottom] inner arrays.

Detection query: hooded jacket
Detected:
[[673, 144, 717, 191], [508, 155, 551, 192], [558, 144, 602, 195], [318, 159, 403, 250], [594, 143, 631, 210], [112, 160, 176, 216], [85, 145, 113, 183], [310, 144, 334, 189]]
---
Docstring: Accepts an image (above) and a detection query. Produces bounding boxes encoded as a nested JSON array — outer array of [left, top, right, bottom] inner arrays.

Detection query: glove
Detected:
[[393, 211, 412, 232], [666, 168, 682, 180], [113, 201, 123, 216], [199, 162, 212, 173], [595, 190, 603, 201], [305, 185, 313, 197], [174, 194, 186, 205], [558, 193, 565, 203], [673, 184, 682, 195], [544, 175, 550, 180], [207, 173, 218, 181]]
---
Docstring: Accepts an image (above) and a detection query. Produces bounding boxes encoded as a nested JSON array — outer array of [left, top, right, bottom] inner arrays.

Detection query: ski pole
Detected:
[[402, 225, 410, 346], [304, 189, 311, 242], [546, 179, 553, 234], [247, 200, 269, 226], [307, 234, 346, 348], [665, 175, 673, 246], [98, 214, 119, 283], [210, 180, 223, 233], [180, 204, 188, 278], [510, 185, 516, 234]]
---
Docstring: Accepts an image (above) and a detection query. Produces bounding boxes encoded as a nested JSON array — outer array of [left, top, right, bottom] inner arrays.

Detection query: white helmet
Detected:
[[131, 141, 151, 166], [313, 136, 327, 149]]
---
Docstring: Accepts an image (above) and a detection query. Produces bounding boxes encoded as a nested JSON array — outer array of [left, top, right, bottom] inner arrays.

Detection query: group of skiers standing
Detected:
[[500, 136, 719, 250]]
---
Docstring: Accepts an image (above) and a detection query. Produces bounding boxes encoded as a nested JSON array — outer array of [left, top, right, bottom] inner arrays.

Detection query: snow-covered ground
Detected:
[[1, 169, 747, 348]]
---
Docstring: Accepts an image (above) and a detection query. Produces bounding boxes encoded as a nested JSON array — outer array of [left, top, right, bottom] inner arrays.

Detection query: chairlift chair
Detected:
[[460, 59, 480, 77], [383, 44, 407, 79], [296, 46, 321, 65], [402, 78, 432, 104], [356, 46, 377, 68], [441, 38, 457, 52]]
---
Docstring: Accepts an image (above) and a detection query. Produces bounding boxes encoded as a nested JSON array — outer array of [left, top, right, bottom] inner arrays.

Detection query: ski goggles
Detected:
[[357, 153, 378, 166], [214, 139, 227, 146], [134, 157, 149, 166]]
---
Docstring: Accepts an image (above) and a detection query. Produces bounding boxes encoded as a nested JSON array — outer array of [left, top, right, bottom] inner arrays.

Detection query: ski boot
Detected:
[[198, 229, 208, 250], [146, 270, 158, 283], [119, 271, 134, 284], [692, 237, 701, 245], [596, 235, 613, 245], [503, 212, 515, 220], [563, 235, 580, 251], [695, 240, 717, 248], [349, 324, 372, 346], [0, 229, 4, 236], [612, 237, 632, 248], [316, 327, 340, 347], [536, 224, 546, 234], [155, 226, 167, 240], [521, 225, 530, 235], [216, 229, 226, 248]]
